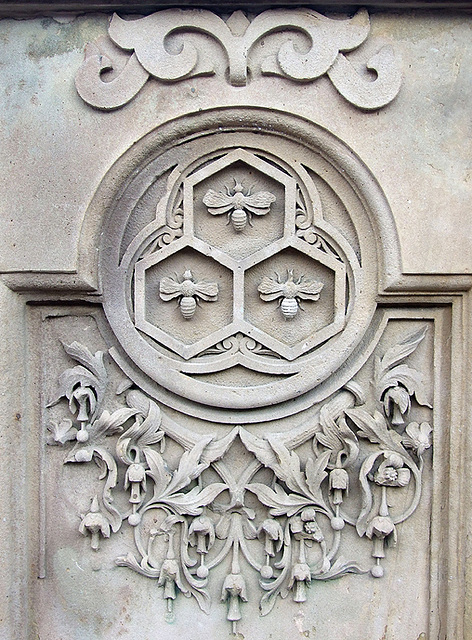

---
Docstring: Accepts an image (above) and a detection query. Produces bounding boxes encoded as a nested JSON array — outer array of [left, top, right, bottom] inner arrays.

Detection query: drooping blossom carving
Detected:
[[75, 9, 402, 111], [47, 325, 432, 631]]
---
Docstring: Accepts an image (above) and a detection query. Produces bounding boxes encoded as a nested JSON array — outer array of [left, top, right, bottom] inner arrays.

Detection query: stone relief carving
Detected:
[[258, 269, 324, 319], [41, 105, 436, 634], [159, 269, 219, 319], [47, 326, 432, 631], [203, 181, 276, 232], [75, 9, 402, 111]]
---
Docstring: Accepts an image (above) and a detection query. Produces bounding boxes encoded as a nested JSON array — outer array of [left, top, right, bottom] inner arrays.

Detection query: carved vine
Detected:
[[48, 327, 431, 631], [75, 9, 402, 111]]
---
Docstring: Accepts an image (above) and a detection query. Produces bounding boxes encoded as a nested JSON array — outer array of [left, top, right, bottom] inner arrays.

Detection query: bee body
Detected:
[[160, 270, 218, 320], [179, 296, 197, 319], [258, 269, 324, 319], [203, 182, 276, 233], [280, 297, 299, 319], [230, 208, 248, 231]]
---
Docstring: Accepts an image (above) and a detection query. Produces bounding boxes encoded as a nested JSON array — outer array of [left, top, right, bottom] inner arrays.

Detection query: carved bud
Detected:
[[221, 573, 248, 622], [383, 385, 411, 426], [402, 421, 432, 457], [288, 563, 311, 602], [329, 468, 349, 491], [366, 516, 396, 545], [71, 385, 96, 423], [125, 462, 147, 504], [189, 516, 215, 554], [257, 518, 284, 557], [158, 558, 182, 601], [78, 496, 110, 551]]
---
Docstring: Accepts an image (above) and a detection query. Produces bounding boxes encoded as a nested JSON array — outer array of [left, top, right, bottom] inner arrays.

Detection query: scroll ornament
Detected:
[[75, 8, 402, 111], [48, 327, 431, 631]]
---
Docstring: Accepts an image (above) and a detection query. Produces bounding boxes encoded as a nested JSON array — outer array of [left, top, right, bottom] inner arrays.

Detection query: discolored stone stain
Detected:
[[27, 17, 108, 60]]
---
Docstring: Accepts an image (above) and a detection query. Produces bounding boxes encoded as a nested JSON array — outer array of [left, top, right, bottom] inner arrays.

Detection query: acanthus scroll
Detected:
[[47, 325, 432, 631]]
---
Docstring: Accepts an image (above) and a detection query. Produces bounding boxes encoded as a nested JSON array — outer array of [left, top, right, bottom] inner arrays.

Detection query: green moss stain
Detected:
[[27, 16, 108, 60]]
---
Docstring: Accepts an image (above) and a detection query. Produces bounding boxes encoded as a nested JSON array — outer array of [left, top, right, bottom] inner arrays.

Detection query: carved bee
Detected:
[[202, 181, 276, 232], [159, 270, 218, 319], [258, 269, 324, 319]]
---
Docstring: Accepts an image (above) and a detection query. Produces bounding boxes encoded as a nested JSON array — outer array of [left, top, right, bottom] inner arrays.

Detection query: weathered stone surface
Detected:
[[0, 6, 471, 640]]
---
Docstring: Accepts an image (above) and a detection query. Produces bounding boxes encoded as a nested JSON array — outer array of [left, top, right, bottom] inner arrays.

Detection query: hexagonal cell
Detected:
[[244, 248, 336, 348], [139, 247, 233, 347], [187, 149, 296, 260]]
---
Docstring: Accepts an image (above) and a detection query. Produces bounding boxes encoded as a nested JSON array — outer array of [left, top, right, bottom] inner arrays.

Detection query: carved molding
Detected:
[[1, 1, 471, 19], [75, 9, 402, 111]]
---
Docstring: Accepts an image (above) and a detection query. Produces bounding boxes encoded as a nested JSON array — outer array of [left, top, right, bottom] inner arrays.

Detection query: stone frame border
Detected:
[[0, 4, 471, 640]]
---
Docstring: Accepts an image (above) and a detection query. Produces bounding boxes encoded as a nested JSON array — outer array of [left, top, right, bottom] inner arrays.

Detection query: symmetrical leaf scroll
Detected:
[[75, 9, 402, 112], [47, 326, 432, 630]]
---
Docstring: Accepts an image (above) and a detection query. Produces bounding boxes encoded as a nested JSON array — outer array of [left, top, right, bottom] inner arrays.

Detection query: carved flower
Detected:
[[189, 515, 215, 554], [288, 562, 311, 602], [373, 453, 410, 487], [158, 558, 186, 600], [125, 462, 147, 505], [221, 573, 248, 622], [329, 468, 349, 491], [383, 385, 411, 426], [366, 515, 397, 544], [290, 510, 324, 543], [78, 496, 110, 550], [402, 422, 432, 456]]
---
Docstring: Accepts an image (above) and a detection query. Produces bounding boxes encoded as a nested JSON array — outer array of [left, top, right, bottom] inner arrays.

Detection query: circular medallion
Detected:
[[99, 108, 397, 422]]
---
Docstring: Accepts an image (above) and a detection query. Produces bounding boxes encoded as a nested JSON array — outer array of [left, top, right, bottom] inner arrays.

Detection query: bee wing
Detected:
[[159, 277, 183, 301], [258, 276, 284, 301], [202, 190, 234, 216], [194, 281, 219, 301], [243, 191, 276, 215], [296, 280, 324, 300]]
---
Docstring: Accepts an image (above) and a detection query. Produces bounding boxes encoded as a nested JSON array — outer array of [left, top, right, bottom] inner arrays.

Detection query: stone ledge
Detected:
[[1, 0, 472, 19]]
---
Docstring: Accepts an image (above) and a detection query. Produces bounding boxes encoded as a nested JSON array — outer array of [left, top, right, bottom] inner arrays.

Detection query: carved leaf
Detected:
[[115, 552, 160, 578], [345, 408, 406, 457], [47, 419, 77, 445], [117, 400, 163, 463], [62, 341, 107, 381], [267, 437, 310, 496], [162, 436, 213, 497], [378, 364, 431, 408], [161, 483, 227, 516], [48, 367, 100, 406], [89, 408, 138, 441], [200, 428, 238, 466], [239, 429, 280, 471], [143, 448, 171, 499], [377, 327, 428, 374], [247, 483, 314, 517], [304, 451, 331, 505], [312, 557, 367, 580], [47, 342, 107, 422]]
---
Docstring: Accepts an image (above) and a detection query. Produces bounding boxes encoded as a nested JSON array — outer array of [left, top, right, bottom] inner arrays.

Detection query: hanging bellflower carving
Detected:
[[47, 326, 432, 631]]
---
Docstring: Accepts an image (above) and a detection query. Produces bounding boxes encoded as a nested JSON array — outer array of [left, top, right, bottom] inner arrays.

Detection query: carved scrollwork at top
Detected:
[[75, 8, 402, 111]]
